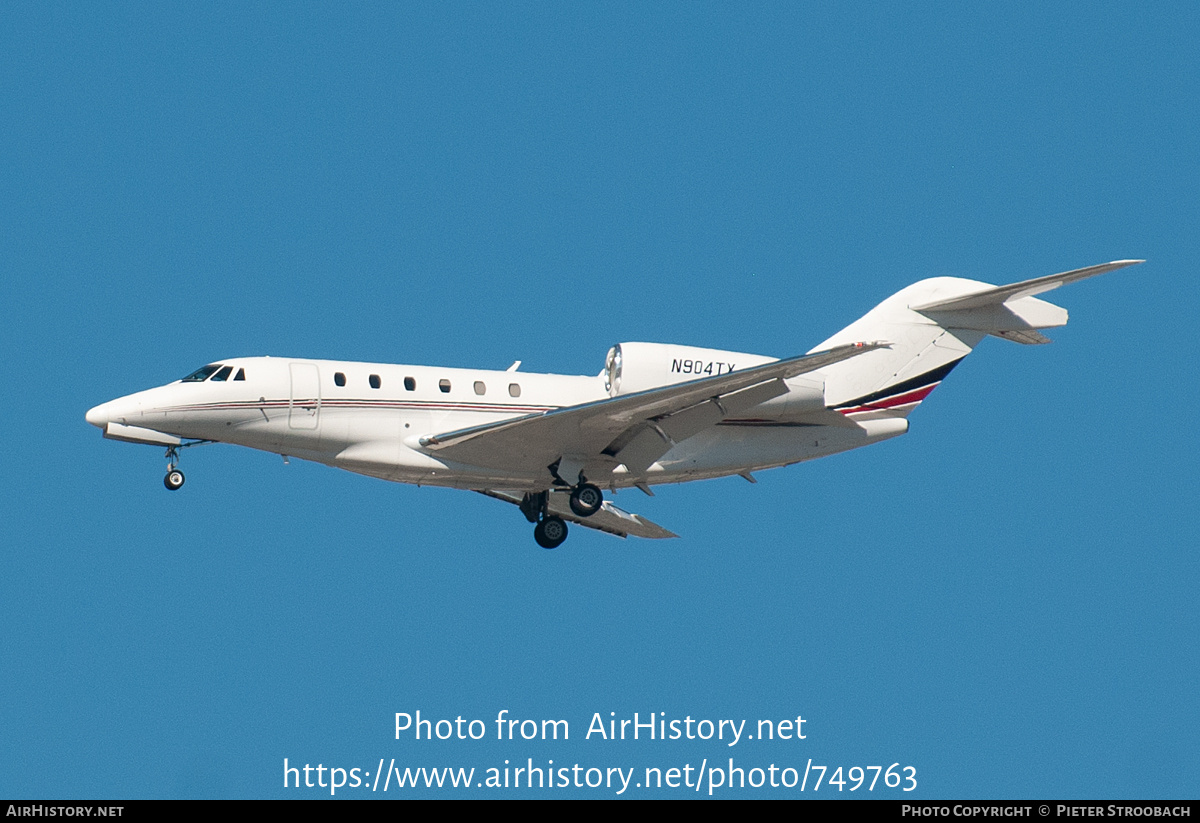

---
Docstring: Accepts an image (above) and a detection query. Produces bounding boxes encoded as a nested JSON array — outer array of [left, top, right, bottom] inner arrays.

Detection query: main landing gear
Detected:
[[163, 446, 185, 491], [520, 482, 605, 549], [521, 491, 568, 549], [534, 516, 568, 550], [568, 482, 603, 517]]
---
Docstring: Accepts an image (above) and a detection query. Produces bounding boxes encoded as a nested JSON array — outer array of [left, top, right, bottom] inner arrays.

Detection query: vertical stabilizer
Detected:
[[811, 279, 982, 417]]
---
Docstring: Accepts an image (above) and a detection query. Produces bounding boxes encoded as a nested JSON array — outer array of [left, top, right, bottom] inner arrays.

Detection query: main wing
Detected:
[[419, 341, 885, 477]]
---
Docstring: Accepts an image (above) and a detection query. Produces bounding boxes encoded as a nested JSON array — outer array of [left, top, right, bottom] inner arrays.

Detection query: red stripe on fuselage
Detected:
[[838, 383, 937, 415]]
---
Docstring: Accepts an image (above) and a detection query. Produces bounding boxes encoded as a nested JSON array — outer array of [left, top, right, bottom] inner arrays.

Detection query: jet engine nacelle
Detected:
[[603, 342, 827, 417], [602, 342, 774, 397]]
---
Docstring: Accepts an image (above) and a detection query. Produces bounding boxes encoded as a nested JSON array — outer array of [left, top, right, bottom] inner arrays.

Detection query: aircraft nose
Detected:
[[87, 394, 147, 428], [86, 402, 110, 428]]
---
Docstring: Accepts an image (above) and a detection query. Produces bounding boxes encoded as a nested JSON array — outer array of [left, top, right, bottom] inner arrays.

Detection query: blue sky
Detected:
[[2, 2, 1197, 798]]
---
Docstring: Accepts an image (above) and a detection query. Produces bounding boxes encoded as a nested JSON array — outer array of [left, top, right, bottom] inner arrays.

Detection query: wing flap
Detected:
[[609, 378, 791, 474], [607, 426, 671, 475]]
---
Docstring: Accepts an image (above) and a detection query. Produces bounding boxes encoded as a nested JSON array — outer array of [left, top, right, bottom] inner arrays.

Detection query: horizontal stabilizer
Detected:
[[479, 490, 678, 539], [908, 260, 1142, 344], [910, 260, 1143, 313]]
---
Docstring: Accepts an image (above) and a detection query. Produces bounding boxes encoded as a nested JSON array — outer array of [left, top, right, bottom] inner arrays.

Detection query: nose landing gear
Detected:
[[155, 439, 213, 491], [163, 446, 185, 491]]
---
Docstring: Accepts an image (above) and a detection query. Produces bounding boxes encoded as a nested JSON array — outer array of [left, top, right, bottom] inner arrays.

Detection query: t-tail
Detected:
[[810, 260, 1143, 420]]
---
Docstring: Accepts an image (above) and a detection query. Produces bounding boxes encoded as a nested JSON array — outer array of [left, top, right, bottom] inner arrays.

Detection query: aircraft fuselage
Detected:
[[85, 354, 904, 491]]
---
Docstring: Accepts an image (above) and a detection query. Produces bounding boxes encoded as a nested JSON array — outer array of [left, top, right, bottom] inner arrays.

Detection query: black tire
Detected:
[[569, 483, 603, 517], [164, 469, 185, 491], [534, 516, 568, 549]]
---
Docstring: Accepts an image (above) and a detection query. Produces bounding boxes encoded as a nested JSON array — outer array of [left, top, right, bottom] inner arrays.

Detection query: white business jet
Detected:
[[86, 260, 1140, 548]]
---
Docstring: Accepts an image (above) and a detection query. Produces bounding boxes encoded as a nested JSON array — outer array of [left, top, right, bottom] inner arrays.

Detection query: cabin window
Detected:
[[404, 377, 416, 391], [509, 383, 521, 397], [473, 381, 486, 395], [210, 365, 234, 382], [369, 374, 381, 389], [181, 364, 222, 382], [439, 379, 451, 393], [233, 368, 245, 381], [334, 372, 346, 387]]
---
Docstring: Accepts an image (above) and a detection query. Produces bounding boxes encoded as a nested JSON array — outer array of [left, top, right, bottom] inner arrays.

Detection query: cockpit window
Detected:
[[210, 365, 234, 382], [233, 368, 245, 381], [181, 364, 222, 382]]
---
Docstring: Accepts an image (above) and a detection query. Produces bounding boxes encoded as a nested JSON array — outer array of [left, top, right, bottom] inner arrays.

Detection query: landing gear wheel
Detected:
[[569, 483, 603, 517], [164, 469, 185, 491], [534, 516, 568, 549]]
